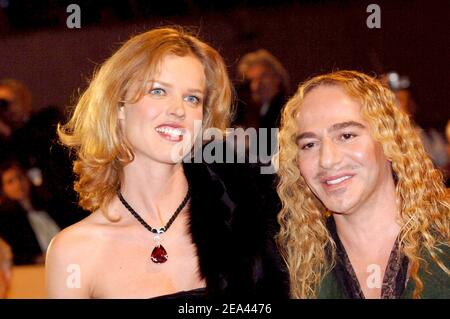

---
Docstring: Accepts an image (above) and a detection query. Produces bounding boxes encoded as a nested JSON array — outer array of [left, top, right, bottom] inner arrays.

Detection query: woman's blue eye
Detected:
[[150, 88, 166, 96], [185, 95, 201, 105]]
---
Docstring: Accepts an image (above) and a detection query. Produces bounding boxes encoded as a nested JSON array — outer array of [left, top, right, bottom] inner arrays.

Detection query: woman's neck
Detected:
[[118, 157, 189, 225]]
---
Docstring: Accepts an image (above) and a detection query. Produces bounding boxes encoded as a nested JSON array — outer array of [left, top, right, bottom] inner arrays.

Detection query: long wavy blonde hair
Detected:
[[58, 27, 233, 217], [277, 70, 449, 298]]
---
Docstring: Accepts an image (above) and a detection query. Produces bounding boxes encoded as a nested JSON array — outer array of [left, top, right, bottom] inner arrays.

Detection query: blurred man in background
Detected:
[[234, 49, 289, 130], [383, 72, 449, 175], [0, 79, 87, 235]]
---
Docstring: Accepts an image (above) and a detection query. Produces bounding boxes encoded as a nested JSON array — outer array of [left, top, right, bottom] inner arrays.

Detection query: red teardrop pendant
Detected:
[[151, 245, 168, 263]]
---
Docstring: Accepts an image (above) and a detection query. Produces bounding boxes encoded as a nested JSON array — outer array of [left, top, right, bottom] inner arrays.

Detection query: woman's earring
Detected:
[[118, 105, 125, 120], [324, 210, 332, 218]]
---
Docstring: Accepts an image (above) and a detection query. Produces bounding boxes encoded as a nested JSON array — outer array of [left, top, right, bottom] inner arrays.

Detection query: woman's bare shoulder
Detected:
[[47, 211, 118, 265], [45, 210, 120, 298]]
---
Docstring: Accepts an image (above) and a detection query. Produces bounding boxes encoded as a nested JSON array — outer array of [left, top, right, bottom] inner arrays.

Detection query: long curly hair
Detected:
[[277, 70, 449, 298], [58, 27, 233, 218]]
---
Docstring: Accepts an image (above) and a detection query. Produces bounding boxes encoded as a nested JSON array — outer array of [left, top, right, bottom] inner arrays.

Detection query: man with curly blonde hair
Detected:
[[277, 70, 449, 299]]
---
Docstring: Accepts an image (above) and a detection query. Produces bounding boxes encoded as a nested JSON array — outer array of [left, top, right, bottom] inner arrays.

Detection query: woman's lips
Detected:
[[155, 125, 185, 142]]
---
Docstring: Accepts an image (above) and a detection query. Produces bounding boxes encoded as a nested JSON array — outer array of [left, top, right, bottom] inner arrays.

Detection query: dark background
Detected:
[[0, 0, 448, 132]]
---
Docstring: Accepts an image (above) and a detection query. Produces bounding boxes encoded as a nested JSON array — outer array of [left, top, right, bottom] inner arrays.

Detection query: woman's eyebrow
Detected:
[[150, 80, 204, 95]]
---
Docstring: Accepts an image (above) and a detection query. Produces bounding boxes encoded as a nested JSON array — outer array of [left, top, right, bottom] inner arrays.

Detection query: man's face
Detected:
[[295, 85, 394, 215], [1, 167, 31, 202], [245, 63, 281, 105], [0, 86, 28, 128]]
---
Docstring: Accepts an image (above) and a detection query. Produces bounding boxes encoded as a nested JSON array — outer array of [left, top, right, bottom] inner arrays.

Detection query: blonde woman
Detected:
[[277, 70, 449, 298], [46, 27, 288, 299]]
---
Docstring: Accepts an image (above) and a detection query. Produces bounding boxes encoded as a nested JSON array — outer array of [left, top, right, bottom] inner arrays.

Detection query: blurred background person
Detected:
[[446, 120, 450, 146], [0, 78, 62, 183], [0, 79, 32, 140], [446, 119, 450, 186], [383, 72, 449, 176], [230, 50, 289, 227], [0, 78, 87, 225], [0, 160, 65, 265], [231, 49, 289, 169], [234, 49, 289, 130], [0, 237, 12, 298]]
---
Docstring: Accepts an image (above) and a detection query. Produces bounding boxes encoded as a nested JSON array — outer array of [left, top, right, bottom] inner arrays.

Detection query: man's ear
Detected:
[[118, 105, 125, 120]]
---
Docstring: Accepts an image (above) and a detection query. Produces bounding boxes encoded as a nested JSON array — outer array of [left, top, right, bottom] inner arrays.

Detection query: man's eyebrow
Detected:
[[328, 121, 366, 132], [295, 121, 365, 144], [295, 132, 317, 143]]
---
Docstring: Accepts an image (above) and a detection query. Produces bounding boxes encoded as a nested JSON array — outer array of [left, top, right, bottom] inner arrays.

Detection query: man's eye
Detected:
[[301, 142, 315, 150], [149, 88, 166, 96], [185, 95, 201, 105], [341, 133, 356, 140]]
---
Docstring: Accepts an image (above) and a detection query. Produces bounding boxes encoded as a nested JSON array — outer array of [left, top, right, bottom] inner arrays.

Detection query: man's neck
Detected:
[[333, 177, 400, 253]]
